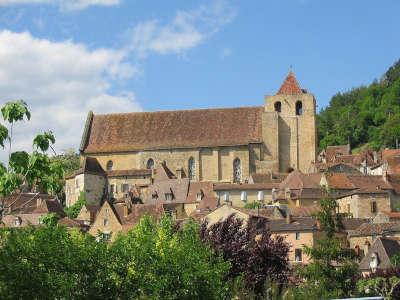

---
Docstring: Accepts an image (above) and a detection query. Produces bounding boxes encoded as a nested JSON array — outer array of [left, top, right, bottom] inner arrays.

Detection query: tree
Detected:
[[108, 216, 230, 299], [200, 215, 290, 296], [357, 268, 400, 300], [0, 225, 113, 299], [293, 198, 359, 299], [243, 201, 262, 209], [0, 101, 64, 202], [64, 191, 86, 219]]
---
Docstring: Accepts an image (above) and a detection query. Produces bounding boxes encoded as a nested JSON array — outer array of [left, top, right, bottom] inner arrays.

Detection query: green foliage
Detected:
[[109, 216, 230, 299], [50, 149, 80, 176], [1, 100, 30, 124], [64, 191, 86, 219], [357, 276, 400, 299], [294, 198, 359, 298], [243, 201, 262, 209], [0, 101, 64, 198], [0, 226, 112, 299], [390, 253, 400, 267], [33, 131, 55, 152], [39, 212, 59, 227], [318, 59, 400, 150]]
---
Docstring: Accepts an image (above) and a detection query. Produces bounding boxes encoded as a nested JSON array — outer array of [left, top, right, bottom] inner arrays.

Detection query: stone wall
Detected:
[[337, 193, 391, 218]]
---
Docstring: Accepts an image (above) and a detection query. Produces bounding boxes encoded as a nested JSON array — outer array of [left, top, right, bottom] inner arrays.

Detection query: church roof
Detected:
[[277, 71, 303, 95], [81, 106, 264, 154]]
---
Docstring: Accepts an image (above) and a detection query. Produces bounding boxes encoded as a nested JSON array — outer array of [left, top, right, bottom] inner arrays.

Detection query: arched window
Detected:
[[188, 157, 195, 180], [233, 158, 241, 183], [146, 158, 155, 169], [106, 160, 113, 171], [274, 101, 281, 113], [295, 101, 303, 116]]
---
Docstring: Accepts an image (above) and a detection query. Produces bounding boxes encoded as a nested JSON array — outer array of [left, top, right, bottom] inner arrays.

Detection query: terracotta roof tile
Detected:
[[325, 173, 355, 190], [267, 217, 317, 232], [349, 222, 400, 237], [106, 169, 151, 177], [325, 145, 351, 163], [82, 106, 264, 154], [277, 72, 303, 95]]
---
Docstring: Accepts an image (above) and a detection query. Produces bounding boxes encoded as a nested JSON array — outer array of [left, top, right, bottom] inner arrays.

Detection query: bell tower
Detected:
[[263, 72, 317, 172]]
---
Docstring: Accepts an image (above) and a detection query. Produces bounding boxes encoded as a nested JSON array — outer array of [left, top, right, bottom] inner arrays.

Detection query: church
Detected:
[[78, 71, 317, 183]]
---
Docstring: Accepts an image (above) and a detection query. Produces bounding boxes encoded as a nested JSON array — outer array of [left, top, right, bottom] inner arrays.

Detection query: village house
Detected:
[[0, 193, 65, 228], [359, 236, 400, 275]]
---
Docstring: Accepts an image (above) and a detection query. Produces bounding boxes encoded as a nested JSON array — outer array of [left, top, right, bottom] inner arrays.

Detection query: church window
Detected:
[[147, 158, 155, 169], [295, 101, 303, 116], [371, 201, 377, 213], [233, 158, 241, 183], [188, 157, 196, 180], [274, 101, 281, 113], [106, 160, 113, 171]]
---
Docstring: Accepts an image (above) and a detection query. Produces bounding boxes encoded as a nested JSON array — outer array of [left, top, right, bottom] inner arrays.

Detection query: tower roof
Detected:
[[277, 71, 303, 95]]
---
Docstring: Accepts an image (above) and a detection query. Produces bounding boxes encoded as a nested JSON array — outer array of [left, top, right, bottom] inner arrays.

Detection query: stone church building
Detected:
[[79, 72, 317, 184]]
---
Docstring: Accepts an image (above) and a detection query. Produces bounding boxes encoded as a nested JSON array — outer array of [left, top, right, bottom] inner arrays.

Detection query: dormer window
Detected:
[[196, 190, 204, 201], [295, 101, 303, 116], [14, 217, 21, 227], [165, 193, 174, 201], [274, 101, 281, 113]]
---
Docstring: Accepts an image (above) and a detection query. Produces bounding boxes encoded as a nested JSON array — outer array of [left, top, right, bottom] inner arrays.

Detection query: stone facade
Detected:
[[337, 193, 393, 219], [65, 173, 106, 207], [79, 72, 317, 182]]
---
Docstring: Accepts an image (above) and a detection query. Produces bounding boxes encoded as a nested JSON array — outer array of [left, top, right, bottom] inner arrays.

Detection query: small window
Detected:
[[188, 157, 196, 180], [295, 249, 302, 262], [122, 184, 129, 193], [103, 219, 109, 226], [147, 158, 155, 169], [241, 191, 247, 201], [274, 101, 281, 113], [101, 232, 111, 241], [295, 101, 303, 116], [233, 158, 241, 183], [165, 193, 173, 201], [224, 192, 230, 202], [196, 190, 204, 202], [152, 192, 158, 199], [106, 160, 113, 171], [257, 191, 264, 201], [295, 232, 300, 240], [371, 201, 377, 213], [110, 184, 115, 195], [14, 217, 21, 227]]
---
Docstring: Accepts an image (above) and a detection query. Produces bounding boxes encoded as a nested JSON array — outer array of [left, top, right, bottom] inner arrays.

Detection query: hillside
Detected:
[[317, 59, 400, 151]]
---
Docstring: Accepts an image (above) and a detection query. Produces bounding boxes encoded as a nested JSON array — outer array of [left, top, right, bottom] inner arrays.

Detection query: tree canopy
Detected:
[[318, 59, 400, 151]]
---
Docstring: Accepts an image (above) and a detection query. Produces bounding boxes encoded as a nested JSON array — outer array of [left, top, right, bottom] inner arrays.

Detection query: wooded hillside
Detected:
[[318, 59, 400, 151]]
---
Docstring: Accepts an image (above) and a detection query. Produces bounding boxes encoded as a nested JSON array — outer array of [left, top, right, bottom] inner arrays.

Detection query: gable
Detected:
[[81, 106, 264, 153]]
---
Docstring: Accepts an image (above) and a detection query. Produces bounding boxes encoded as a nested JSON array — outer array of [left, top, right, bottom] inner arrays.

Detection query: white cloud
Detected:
[[0, 30, 140, 160], [126, 0, 236, 58], [0, 0, 120, 11]]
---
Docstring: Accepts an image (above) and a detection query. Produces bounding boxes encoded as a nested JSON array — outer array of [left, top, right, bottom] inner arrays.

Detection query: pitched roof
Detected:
[[277, 72, 303, 95], [347, 175, 392, 194], [324, 173, 355, 190], [0, 193, 59, 215], [289, 206, 320, 217], [146, 178, 190, 203], [359, 237, 400, 271], [124, 203, 165, 226], [81, 106, 264, 154], [186, 181, 215, 203], [106, 169, 152, 177], [267, 217, 317, 232], [1, 213, 44, 227], [213, 182, 279, 191], [66, 156, 105, 179], [249, 172, 287, 184], [279, 170, 322, 190], [348, 222, 400, 237], [325, 144, 351, 163]]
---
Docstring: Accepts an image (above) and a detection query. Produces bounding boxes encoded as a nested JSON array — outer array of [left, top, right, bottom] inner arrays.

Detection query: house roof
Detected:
[[347, 175, 392, 194], [249, 172, 287, 184], [106, 169, 152, 177], [186, 181, 215, 203], [66, 156, 105, 179], [279, 170, 322, 190], [213, 182, 279, 191], [266, 217, 317, 232], [359, 237, 400, 271], [324, 173, 355, 190], [146, 178, 190, 204], [277, 72, 303, 95], [348, 222, 400, 237], [1, 213, 44, 227], [289, 206, 320, 217], [0, 193, 61, 215], [325, 144, 351, 163], [81, 106, 264, 154], [124, 203, 165, 227]]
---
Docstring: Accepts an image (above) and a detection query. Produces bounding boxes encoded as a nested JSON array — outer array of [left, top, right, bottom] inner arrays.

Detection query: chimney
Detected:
[[286, 213, 292, 224], [36, 197, 43, 208]]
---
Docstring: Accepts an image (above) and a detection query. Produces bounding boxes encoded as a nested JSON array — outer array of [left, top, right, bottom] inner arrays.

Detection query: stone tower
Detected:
[[263, 72, 317, 173]]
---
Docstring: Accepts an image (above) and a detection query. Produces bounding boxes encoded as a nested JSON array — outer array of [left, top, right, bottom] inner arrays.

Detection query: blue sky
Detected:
[[0, 0, 399, 153]]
